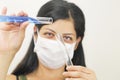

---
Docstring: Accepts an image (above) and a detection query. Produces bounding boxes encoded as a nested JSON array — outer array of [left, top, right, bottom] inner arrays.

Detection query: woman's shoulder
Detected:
[[6, 74, 16, 80]]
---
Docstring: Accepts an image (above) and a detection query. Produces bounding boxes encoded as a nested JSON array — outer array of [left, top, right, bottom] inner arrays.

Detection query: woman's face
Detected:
[[38, 19, 78, 44]]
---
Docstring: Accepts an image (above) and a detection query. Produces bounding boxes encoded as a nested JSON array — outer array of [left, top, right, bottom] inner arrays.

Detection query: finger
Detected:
[[10, 13, 16, 16], [63, 71, 90, 78], [63, 70, 97, 80], [66, 66, 85, 71], [66, 66, 91, 74], [17, 11, 24, 16], [65, 78, 86, 80], [1, 7, 7, 15], [20, 21, 29, 30], [17, 10, 28, 16], [22, 11, 28, 16], [16, 21, 29, 47], [63, 71, 81, 78], [9, 13, 21, 26]]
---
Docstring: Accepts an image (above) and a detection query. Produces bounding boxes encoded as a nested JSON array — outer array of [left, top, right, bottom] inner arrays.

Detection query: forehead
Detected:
[[40, 19, 76, 34]]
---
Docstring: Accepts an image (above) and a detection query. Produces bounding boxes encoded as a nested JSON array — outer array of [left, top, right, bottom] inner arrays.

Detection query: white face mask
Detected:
[[34, 34, 76, 69]]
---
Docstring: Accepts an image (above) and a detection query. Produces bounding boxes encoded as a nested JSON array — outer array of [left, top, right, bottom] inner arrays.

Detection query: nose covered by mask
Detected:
[[34, 34, 76, 69]]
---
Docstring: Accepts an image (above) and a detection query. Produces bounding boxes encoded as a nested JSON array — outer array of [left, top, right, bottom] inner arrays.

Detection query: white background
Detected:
[[0, 0, 120, 80]]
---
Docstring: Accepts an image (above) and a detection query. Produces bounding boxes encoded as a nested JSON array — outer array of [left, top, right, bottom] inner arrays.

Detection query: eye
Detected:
[[63, 36, 73, 43], [43, 32, 55, 39]]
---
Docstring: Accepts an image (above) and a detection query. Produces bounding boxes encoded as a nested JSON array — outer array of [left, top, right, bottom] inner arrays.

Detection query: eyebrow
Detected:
[[45, 28, 75, 36], [45, 28, 57, 33]]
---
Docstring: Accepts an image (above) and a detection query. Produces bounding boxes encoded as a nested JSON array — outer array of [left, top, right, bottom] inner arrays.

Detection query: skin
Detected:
[[0, 7, 29, 80], [28, 19, 96, 80], [0, 7, 96, 80]]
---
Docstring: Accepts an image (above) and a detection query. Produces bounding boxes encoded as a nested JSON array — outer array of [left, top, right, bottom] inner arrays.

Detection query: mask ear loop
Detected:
[[33, 27, 40, 52], [55, 34, 73, 66], [33, 27, 39, 45]]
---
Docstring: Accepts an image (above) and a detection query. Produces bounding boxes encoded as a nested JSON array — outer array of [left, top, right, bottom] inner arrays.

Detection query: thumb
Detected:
[[20, 21, 29, 30], [18, 21, 29, 45]]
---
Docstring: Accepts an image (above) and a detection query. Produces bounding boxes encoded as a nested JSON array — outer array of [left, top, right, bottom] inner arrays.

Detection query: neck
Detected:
[[27, 63, 65, 80]]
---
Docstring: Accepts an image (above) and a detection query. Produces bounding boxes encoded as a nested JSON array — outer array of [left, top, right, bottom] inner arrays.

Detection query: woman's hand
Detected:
[[63, 66, 97, 80], [0, 7, 29, 55]]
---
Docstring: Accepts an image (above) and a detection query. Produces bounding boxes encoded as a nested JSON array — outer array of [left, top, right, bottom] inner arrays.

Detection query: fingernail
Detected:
[[62, 72, 66, 75], [66, 66, 71, 69], [65, 78, 69, 80]]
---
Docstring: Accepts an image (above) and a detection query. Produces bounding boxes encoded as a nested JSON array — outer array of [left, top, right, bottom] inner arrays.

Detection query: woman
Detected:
[[0, 0, 96, 80]]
